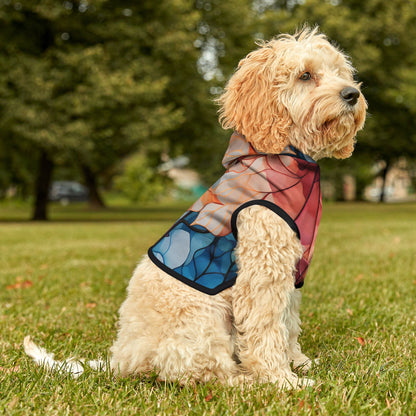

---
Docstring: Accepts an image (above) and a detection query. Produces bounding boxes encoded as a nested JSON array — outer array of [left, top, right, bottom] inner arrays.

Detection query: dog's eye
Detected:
[[299, 72, 312, 81]]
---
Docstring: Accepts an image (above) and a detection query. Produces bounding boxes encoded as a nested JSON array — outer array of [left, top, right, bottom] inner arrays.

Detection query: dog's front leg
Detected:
[[286, 289, 316, 373], [232, 205, 312, 388]]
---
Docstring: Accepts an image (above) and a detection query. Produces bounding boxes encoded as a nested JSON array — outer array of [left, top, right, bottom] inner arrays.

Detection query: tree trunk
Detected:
[[379, 160, 390, 203], [32, 150, 54, 221], [81, 164, 106, 209]]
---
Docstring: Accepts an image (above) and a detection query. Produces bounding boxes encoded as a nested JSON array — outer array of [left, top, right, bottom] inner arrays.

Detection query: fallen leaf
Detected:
[[346, 308, 353, 316], [6, 284, 18, 290], [355, 337, 366, 346], [298, 399, 305, 410], [85, 303, 97, 309], [6, 280, 33, 290], [204, 390, 213, 402]]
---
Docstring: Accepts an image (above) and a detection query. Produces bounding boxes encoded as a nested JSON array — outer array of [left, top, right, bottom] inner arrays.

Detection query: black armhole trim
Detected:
[[230, 200, 300, 241], [147, 248, 236, 296]]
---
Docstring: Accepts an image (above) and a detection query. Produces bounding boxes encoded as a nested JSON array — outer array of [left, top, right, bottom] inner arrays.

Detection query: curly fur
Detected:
[[218, 27, 366, 159], [25, 27, 366, 389]]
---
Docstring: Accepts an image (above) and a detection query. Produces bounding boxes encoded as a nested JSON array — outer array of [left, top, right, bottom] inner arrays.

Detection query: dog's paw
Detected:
[[298, 377, 315, 388], [293, 356, 319, 373], [285, 376, 315, 389], [278, 374, 315, 390]]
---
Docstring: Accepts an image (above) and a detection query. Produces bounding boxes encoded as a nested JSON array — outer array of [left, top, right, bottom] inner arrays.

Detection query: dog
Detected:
[[25, 27, 366, 388]]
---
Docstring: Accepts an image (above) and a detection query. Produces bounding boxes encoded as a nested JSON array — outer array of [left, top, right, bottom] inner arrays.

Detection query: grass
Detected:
[[0, 201, 415, 415]]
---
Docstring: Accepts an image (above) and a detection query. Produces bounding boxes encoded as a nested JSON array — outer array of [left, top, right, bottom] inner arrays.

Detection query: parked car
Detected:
[[49, 181, 89, 205]]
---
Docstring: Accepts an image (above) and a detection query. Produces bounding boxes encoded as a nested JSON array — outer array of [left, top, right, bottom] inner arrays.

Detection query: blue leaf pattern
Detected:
[[151, 211, 238, 290]]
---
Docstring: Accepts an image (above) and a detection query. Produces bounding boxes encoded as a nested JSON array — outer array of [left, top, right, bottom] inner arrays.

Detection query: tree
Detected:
[[0, 1, 193, 218], [0, 0, 260, 217]]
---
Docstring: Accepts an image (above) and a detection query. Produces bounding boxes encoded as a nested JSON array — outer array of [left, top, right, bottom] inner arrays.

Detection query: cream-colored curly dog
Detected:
[[25, 27, 366, 388]]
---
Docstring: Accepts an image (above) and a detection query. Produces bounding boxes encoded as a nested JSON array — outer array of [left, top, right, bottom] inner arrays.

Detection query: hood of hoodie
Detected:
[[221, 132, 260, 170], [222, 132, 316, 169]]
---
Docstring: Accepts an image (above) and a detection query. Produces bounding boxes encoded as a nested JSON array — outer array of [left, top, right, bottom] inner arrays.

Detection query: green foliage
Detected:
[[0, 131, 37, 198], [0, 1, 190, 168], [114, 153, 172, 203], [0, 0, 255, 200], [1, 0, 416, 203], [168, 0, 255, 184]]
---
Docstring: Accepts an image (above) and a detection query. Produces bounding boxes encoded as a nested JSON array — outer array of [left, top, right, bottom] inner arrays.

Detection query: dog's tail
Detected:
[[23, 336, 106, 378]]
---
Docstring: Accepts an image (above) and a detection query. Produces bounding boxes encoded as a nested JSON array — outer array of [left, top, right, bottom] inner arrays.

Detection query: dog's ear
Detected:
[[218, 45, 292, 154]]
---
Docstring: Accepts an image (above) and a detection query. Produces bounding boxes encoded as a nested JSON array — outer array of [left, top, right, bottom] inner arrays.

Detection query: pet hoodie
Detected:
[[148, 132, 322, 295]]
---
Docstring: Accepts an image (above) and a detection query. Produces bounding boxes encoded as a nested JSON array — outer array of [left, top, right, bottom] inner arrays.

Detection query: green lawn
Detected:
[[0, 202, 415, 415]]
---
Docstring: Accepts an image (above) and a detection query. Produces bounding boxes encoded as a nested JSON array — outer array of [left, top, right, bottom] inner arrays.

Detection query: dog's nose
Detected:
[[340, 87, 360, 106]]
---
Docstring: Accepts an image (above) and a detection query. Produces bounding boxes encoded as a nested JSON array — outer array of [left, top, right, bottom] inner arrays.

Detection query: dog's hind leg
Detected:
[[110, 259, 170, 377], [110, 257, 241, 384], [151, 296, 241, 385], [148, 282, 244, 385], [232, 205, 314, 388]]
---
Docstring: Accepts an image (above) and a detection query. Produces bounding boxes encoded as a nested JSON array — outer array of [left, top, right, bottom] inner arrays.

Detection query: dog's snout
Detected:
[[340, 87, 360, 106]]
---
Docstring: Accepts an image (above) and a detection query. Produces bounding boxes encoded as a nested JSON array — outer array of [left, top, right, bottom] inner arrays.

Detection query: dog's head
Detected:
[[218, 27, 367, 160]]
